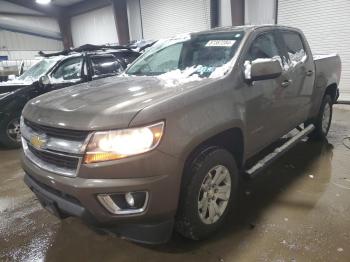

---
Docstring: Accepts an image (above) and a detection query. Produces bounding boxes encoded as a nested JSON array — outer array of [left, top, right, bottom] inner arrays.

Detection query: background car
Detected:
[[0, 44, 149, 148]]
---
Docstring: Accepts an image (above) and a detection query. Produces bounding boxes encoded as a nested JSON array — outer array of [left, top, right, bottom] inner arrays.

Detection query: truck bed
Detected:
[[307, 53, 341, 118], [314, 53, 341, 97]]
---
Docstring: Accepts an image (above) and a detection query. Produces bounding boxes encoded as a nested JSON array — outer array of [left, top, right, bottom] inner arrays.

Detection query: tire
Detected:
[[307, 95, 333, 140], [175, 147, 238, 240], [0, 113, 22, 149]]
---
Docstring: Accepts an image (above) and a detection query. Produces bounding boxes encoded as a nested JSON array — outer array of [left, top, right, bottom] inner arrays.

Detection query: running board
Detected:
[[245, 124, 315, 178]]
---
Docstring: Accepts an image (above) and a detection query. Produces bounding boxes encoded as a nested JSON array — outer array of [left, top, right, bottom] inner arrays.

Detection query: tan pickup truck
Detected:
[[20, 25, 341, 244]]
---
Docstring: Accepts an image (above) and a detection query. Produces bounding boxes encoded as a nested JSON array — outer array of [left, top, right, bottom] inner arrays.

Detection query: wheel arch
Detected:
[[324, 83, 338, 103], [182, 127, 245, 175]]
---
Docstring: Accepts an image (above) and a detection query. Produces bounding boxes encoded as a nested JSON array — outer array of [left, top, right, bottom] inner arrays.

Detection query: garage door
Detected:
[[71, 6, 118, 47], [140, 0, 211, 40], [278, 0, 350, 102]]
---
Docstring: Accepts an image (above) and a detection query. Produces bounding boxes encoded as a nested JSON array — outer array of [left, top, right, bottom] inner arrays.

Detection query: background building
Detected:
[[0, 0, 349, 101]]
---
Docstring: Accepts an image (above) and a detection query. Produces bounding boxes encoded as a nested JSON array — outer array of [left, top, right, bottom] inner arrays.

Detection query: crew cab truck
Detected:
[[20, 25, 341, 244]]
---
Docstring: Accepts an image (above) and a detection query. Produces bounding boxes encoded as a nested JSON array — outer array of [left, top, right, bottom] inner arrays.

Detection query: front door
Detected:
[[45, 56, 86, 93], [241, 30, 291, 156]]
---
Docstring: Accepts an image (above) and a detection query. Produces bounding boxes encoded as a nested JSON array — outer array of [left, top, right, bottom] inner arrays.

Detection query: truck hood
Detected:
[[23, 75, 214, 130]]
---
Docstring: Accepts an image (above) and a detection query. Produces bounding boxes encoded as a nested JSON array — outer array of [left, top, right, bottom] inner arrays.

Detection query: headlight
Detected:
[[84, 121, 165, 164]]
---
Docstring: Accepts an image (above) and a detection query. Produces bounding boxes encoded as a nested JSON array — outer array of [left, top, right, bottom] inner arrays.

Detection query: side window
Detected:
[[246, 32, 282, 61], [281, 32, 306, 64], [51, 57, 83, 82], [91, 55, 123, 77]]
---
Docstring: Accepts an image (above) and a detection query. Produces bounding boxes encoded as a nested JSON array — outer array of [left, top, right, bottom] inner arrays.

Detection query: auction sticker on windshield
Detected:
[[205, 40, 236, 47]]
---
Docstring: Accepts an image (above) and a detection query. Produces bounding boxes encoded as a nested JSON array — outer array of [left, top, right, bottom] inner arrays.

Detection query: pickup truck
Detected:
[[20, 25, 341, 244], [0, 45, 142, 148]]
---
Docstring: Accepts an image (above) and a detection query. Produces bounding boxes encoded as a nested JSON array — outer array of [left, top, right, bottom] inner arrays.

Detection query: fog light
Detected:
[[97, 191, 148, 215], [125, 192, 135, 207]]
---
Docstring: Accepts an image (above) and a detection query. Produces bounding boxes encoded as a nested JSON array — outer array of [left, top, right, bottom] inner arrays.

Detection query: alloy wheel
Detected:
[[198, 165, 231, 224], [6, 118, 21, 143]]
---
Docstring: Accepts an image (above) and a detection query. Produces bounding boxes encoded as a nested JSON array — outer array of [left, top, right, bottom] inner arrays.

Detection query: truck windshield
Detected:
[[18, 58, 59, 82], [126, 31, 244, 78]]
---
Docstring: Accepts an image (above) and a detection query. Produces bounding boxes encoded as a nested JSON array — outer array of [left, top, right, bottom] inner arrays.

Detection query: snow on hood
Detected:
[[209, 60, 235, 79], [156, 66, 202, 88], [156, 61, 235, 88], [0, 78, 34, 86]]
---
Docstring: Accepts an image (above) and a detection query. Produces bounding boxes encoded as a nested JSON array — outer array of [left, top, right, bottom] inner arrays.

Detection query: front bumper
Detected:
[[21, 149, 183, 244]]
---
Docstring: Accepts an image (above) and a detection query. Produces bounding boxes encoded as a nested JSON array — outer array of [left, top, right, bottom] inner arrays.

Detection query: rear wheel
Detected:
[[307, 95, 333, 140], [175, 147, 238, 240], [0, 114, 22, 149]]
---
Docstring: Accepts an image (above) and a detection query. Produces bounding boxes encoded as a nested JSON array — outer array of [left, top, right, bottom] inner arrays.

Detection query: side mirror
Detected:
[[39, 75, 50, 86], [244, 59, 282, 82]]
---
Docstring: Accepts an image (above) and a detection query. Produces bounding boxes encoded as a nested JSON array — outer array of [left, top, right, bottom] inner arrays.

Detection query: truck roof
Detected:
[[194, 24, 300, 35]]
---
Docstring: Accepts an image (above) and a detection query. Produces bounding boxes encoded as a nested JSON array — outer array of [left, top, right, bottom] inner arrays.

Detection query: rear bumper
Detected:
[[21, 149, 183, 244]]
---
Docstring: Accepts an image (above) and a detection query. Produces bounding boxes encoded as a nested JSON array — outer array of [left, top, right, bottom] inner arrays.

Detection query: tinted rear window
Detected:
[[281, 31, 307, 63], [91, 55, 123, 76]]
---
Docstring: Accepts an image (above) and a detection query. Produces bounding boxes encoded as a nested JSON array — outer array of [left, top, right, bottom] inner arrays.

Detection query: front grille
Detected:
[[25, 120, 88, 141], [28, 144, 80, 170]]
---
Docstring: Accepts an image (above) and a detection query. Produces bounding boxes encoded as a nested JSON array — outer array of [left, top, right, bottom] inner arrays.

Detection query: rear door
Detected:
[[278, 29, 315, 127], [241, 30, 291, 155]]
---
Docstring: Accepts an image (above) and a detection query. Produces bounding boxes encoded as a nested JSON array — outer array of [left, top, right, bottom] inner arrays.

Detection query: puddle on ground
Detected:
[[1, 107, 350, 261]]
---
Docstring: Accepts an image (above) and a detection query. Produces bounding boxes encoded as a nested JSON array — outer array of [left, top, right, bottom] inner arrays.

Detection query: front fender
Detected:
[[129, 77, 246, 162], [0, 93, 32, 118]]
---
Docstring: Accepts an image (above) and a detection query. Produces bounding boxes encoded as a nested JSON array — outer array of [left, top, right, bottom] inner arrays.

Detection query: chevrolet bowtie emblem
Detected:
[[30, 135, 47, 150]]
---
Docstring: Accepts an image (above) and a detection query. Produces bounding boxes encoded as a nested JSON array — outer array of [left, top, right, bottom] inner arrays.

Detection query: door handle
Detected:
[[281, 80, 291, 88], [306, 70, 314, 76]]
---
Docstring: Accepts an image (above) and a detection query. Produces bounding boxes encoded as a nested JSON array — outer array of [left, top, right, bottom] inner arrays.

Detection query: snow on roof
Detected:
[[313, 53, 338, 60]]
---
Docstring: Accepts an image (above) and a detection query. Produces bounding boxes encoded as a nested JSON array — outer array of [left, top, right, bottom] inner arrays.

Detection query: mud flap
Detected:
[[32, 187, 67, 218], [108, 219, 175, 245]]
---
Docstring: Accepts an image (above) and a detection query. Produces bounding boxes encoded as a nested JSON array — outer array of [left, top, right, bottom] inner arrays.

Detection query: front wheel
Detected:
[[0, 114, 22, 149], [175, 147, 238, 240], [307, 95, 333, 140]]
